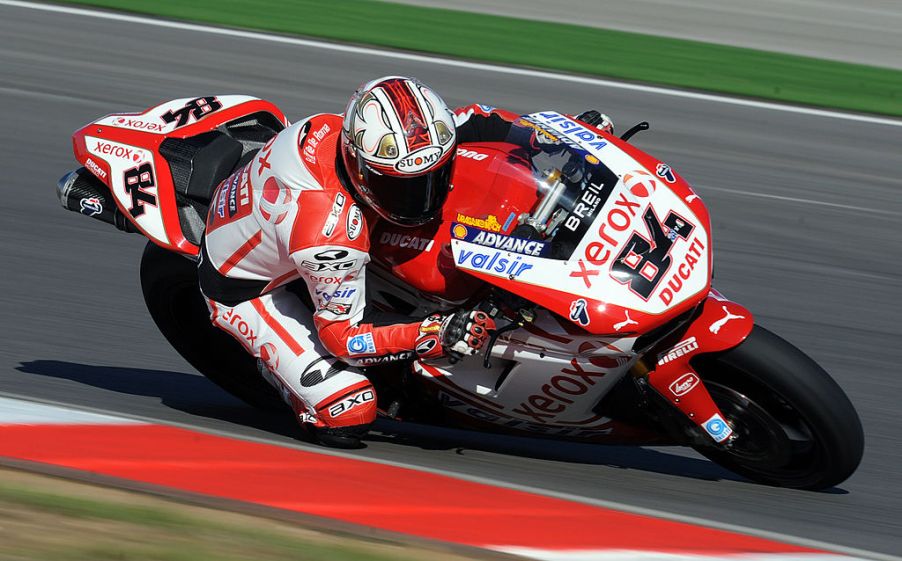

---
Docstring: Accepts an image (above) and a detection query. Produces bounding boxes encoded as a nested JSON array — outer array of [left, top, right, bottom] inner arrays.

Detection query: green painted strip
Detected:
[[65, 0, 902, 117]]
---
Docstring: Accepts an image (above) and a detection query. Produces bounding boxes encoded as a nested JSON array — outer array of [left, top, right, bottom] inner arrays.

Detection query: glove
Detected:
[[442, 310, 495, 357], [415, 310, 496, 359]]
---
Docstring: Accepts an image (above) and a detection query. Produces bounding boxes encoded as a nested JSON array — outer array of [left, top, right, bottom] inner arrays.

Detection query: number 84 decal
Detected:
[[611, 207, 694, 300]]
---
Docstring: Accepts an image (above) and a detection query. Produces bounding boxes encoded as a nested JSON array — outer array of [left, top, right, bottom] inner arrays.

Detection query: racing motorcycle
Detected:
[[56, 95, 863, 490]]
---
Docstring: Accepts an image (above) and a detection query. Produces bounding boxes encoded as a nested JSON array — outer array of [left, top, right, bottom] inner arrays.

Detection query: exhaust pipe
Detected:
[[57, 168, 138, 233]]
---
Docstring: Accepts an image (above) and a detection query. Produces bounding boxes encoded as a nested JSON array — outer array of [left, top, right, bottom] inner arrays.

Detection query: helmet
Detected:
[[341, 76, 457, 227]]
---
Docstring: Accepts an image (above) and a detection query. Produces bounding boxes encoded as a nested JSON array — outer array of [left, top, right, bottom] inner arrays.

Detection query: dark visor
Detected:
[[361, 162, 452, 227]]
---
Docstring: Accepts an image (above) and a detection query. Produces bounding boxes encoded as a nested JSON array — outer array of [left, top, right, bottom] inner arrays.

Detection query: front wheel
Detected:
[[692, 325, 863, 490]]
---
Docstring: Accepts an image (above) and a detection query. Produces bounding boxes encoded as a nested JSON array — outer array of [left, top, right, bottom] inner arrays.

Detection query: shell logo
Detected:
[[452, 224, 468, 239]]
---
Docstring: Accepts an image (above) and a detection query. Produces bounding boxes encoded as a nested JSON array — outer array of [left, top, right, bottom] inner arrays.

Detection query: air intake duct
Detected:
[[56, 168, 139, 233]]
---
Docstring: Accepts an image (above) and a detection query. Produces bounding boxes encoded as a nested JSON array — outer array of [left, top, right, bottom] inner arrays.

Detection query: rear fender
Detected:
[[72, 96, 289, 256], [642, 290, 754, 442]]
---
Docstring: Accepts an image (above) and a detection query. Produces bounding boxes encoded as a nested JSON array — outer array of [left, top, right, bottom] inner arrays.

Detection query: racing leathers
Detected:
[[199, 104, 517, 435]]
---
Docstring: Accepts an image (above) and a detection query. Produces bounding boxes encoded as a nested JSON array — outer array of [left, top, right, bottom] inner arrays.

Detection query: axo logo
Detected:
[[328, 389, 375, 418]]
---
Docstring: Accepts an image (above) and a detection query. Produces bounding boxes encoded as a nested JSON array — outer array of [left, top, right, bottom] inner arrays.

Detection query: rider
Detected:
[[198, 76, 613, 448]]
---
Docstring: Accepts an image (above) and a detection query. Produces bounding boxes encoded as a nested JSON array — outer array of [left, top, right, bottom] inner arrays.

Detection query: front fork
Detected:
[[636, 290, 754, 445]]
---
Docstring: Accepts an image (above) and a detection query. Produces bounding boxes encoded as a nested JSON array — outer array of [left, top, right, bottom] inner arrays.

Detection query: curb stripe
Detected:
[[0, 423, 826, 554]]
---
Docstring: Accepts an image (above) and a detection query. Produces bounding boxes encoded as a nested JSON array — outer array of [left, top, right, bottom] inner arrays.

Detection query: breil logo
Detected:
[[657, 337, 699, 365], [668, 373, 699, 397], [92, 141, 141, 162], [395, 145, 442, 173], [115, 116, 166, 132]]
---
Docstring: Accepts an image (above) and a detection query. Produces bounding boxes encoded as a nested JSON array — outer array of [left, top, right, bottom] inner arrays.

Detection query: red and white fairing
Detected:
[[367, 111, 738, 441], [72, 95, 289, 255]]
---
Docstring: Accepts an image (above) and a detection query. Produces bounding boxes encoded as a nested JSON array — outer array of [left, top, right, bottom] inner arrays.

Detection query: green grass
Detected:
[[62, 0, 902, 117], [0, 477, 473, 561]]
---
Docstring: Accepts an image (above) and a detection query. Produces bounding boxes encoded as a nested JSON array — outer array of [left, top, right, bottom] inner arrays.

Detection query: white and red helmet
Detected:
[[341, 76, 457, 227]]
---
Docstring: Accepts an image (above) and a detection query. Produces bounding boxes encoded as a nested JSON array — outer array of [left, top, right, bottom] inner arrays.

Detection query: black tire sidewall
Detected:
[[139, 241, 285, 410], [694, 325, 864, 490]]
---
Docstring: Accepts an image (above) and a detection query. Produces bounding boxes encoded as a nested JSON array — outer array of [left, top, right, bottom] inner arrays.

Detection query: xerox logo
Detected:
[[114, 116, 166, 133], [221, 309, 257, 347], [513, 358, 607, 424], [92, 141, 142, 162]]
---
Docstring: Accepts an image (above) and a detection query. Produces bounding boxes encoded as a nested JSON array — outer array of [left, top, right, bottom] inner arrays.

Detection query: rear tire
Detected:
[[139, 241, 285, 410], [692, 325, 863, 490]]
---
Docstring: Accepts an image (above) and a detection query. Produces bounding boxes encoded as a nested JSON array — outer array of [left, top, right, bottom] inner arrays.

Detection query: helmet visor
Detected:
[[359, 161, 452, 227]]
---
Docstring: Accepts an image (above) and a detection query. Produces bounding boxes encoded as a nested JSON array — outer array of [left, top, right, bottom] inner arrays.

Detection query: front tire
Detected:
[[692, 325, 863, 490], [140, 241, 285, 410]]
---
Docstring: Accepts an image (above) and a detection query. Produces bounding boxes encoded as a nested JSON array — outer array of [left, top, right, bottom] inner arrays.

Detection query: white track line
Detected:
[[493, 548, 863, 561], [0, 395, 142, 425], [2, 0, 901, 128], [1, 393, 896, 561], [698, 185, 902, 217]]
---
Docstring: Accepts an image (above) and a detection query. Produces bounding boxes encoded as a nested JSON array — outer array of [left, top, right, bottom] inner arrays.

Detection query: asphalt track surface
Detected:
[[1, 2, 901, 558], [395, 0, 902, 70]]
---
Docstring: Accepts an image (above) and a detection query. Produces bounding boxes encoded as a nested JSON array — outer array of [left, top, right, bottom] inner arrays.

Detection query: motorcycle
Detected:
[[56, 95, 864, 490]]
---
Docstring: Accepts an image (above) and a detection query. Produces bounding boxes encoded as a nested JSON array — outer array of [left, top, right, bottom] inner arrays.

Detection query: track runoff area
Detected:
[[0, 397, 877, 561]]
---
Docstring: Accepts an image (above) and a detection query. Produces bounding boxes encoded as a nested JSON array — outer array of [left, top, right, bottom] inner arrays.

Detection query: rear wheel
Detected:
[[139, 241, 285, 410], [692, 325, 863, 490]]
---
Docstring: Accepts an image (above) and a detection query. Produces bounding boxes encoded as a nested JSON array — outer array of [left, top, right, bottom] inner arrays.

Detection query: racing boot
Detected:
[[304, 381, 378, 449]]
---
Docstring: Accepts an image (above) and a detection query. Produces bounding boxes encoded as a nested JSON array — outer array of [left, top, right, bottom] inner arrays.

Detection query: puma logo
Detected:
[[614, 310, 639, 331], [709, 305, 745, 334]]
